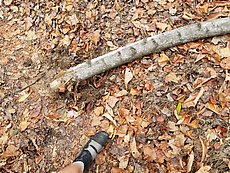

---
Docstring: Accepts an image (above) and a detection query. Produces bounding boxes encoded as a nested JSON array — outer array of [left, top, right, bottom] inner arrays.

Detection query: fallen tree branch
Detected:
[[50, 17, 230, 89]]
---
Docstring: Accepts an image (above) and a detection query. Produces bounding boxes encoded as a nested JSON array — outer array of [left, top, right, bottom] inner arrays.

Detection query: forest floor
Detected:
[[0, 0, 230, 173]]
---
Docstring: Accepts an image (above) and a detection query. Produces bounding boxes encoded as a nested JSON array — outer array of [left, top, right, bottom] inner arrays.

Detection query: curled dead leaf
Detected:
[[18, 92, 31, 102], [125, 68, 133, 88], [130, 137, 140, 159], [187, 150, 194, 172], [157, 53, 169, 67]]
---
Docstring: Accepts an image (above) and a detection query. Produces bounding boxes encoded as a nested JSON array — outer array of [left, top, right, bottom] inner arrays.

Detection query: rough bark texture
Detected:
[[50, 17, 230, 89]]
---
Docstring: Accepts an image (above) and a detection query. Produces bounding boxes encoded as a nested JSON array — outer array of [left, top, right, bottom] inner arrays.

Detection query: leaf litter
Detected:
[[0, 0, 229, 172]]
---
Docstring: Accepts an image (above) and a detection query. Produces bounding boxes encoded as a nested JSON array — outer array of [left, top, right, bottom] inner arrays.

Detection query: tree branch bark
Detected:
[[50, 17, 230, 89]]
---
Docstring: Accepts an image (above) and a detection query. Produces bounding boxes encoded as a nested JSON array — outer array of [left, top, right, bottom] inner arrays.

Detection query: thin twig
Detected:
[[16, 72, 45, 93]]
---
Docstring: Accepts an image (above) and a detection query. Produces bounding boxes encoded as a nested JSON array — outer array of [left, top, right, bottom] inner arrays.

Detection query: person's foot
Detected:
[[74, 131, 109, 172]]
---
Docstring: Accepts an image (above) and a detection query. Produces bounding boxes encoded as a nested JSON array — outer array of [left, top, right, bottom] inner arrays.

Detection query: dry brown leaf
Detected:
[[130, 137, 140, 159], [111, 167, 125, 173], [220, 58, 230, 70], [4, 0, 13, 6], [118, 108, 130, 117], [2, 145, 18, 158], [157, 52, 169, 67], [102, 113, 117, 126], [0, 133, 8, 145], [19, 120, 30, 131], [199, 137, 208, 164], [26, 30, 37, 41], [93, 106, 104, 116], [156, 22, 168, 32], [187, 150, 194, 172], [114, 90, 128, 97], [107, 96, 119, 108], [182, 11, 196, 20], [188, 119, 199, 128], [107, 41, 118, 50], [193, 77, 212, 89], [219, 47, 230, 58], [132, 20, 142, 29], [167, 121, 178, 132], [18, 92, 31, 102], [125, 68, 133, 88], [165, 72, 181, 83], [66, 5, 73, 11], [144, 81, 153, 91], [205, 102, 221, 115], [205, 129, 218, 142], [125, 115, 135, 123], [130, 88, 139, 96], [91, 115, 103, 126], [198, 4, 209, 13], [118, 155, 129, 169], [183, 87, 205, 108], [91, 30, 100, 45], [196, 165, 211, 173], [143, 145, 156, 161], [61, 35, 71, 46]]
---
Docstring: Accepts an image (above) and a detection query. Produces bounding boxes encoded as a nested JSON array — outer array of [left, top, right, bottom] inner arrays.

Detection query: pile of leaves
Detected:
[[0, 0, 229, 172]]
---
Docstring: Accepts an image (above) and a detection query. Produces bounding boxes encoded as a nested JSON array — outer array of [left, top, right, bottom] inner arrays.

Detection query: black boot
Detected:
[[74, 131, 109, 173]]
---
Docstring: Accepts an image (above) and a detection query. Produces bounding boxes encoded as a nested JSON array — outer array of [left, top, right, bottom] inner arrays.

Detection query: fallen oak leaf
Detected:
[[91, 115, 103, 126], [130, 88, 139, 96]]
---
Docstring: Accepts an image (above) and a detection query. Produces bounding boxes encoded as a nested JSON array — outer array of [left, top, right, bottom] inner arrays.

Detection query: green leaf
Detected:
[[176, 102, 182, 115]]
